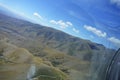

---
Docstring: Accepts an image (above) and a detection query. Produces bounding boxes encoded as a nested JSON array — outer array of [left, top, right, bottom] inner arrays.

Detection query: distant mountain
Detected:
[[0, 12, 115, 60], [0, 5, 32, 22], [0, 9, 115, 80]]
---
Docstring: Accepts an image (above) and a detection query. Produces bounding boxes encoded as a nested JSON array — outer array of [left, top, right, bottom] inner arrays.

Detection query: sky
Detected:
[[0, 0, 120, 49]]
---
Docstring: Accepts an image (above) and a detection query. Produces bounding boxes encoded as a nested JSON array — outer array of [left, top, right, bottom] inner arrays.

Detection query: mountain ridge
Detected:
[[0, 9, 115, 80], [0, 12, 115, 60]]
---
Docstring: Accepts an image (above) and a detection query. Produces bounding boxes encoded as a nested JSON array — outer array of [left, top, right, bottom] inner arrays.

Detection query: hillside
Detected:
[[0, 13, 114, 59], [0, 40, 70, 80], [0, 10, 115, 80]]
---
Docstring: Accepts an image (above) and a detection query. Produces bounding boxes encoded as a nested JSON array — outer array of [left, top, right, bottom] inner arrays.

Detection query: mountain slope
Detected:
[[0, 13, 114, 61], [0, 40, 69, 80], [0, 11, 115, 80]]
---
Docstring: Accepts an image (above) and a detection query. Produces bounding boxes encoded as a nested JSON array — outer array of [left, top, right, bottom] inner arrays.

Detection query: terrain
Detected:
[[0, 40, 69, 80], [0, 8, 115, 80]]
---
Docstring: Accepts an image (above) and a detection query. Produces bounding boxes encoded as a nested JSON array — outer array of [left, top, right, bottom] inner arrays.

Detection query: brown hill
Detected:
[[0, 11, 115, 80]]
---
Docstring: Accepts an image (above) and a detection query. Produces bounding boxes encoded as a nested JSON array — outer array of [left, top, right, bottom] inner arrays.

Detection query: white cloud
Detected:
[[66, 22, 73, 26], [49, 20, 73, 29], [57, 20, 69, 28], [33, 12, 43, 20], [84, 25, 107, 37], [49, 20, 57, 24], [108, 37, 120, 46], [73, 28, 79, 33], [111, 0, 120, 7]]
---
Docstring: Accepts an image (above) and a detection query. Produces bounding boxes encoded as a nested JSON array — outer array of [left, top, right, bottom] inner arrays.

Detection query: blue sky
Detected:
[[0, 0, 120, 49]]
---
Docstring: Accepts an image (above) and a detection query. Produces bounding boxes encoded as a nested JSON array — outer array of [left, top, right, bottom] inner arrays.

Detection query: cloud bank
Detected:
[[108, 37, 120, 47], [111, 0, 120, 7], [84, 25, 107, 38], [33, 12, 43, 20], [50, 20, 73, 29], [73, 28, 79, 33]]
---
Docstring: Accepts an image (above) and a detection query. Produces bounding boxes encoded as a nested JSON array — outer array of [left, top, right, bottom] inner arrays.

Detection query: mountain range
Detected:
[[0, 7, 115, 80]]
